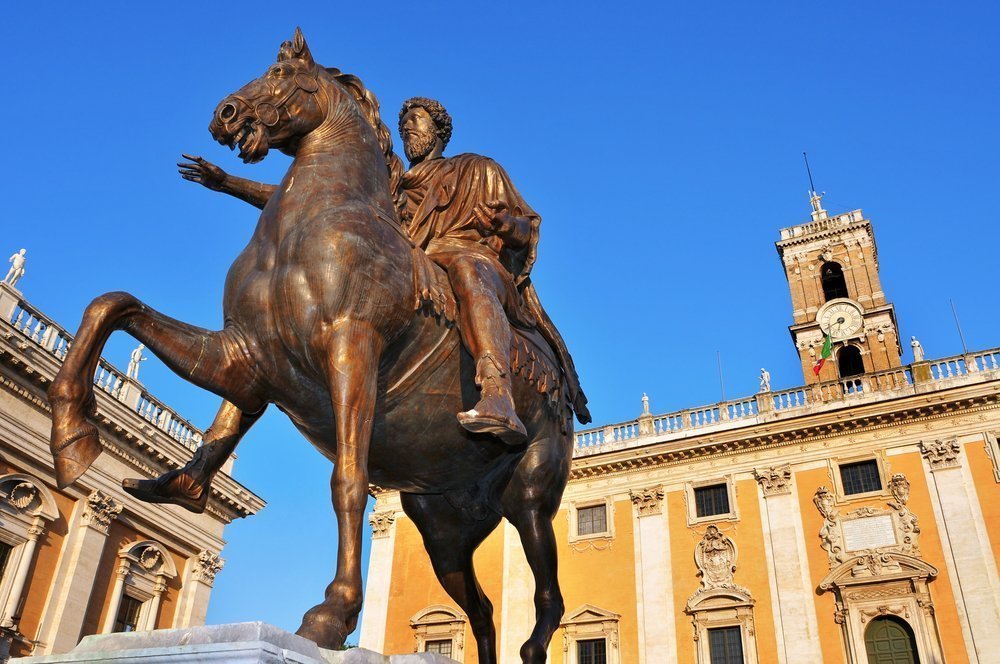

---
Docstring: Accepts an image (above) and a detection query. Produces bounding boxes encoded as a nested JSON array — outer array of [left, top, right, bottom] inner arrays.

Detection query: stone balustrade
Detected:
[[778, 209, 866, 240], [574, 346, 1000, 458], [3, 294, 203, 451]]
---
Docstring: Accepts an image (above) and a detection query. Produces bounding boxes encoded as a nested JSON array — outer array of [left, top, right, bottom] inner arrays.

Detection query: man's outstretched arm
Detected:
[[178, 154, 277, 210]]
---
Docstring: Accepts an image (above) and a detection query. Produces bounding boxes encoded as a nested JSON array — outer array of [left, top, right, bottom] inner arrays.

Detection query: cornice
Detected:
[[570, 384, 1000, 481]]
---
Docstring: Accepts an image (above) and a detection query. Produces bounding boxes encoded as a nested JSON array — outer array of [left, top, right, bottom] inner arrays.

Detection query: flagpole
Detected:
[[950, 299, 969, 355]]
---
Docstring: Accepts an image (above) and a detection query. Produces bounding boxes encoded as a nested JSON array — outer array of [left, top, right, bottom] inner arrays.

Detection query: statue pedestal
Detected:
[[12, 622, 451, 664]]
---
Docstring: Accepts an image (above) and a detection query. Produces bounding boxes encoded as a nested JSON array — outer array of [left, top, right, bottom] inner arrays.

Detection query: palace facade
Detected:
[[359, 196, 1000, 664], [0, 280, 264, 658]]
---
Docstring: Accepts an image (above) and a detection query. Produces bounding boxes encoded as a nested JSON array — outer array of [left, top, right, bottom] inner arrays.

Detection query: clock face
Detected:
[[817, 299, 864, 340]]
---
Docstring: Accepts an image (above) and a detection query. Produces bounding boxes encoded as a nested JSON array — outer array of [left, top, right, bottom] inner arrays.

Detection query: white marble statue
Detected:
[[4, 249, 26, 287], [911, 336, 925, 362], [127, 344, 147, 380], [759, 367, 771, 392], [641, 392, 650, 415]]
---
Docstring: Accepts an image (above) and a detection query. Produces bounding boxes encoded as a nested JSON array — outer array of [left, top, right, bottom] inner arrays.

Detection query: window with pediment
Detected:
[[410, 605, 466, 661], [560, 605, 621, 664]]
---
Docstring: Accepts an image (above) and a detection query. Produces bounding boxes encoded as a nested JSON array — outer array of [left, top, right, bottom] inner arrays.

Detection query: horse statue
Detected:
[[47, 29, 582, 663]]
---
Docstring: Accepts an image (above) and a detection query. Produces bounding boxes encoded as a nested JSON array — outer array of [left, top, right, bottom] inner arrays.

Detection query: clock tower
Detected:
[[776, 191, 903, 384]]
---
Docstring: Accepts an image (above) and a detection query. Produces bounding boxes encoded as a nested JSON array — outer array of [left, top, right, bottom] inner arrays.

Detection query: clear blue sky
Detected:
[[4, 1, 998, 641]]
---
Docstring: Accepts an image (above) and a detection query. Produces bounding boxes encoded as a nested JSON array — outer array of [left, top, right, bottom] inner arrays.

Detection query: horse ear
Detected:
[[277, 27, 315, 65]]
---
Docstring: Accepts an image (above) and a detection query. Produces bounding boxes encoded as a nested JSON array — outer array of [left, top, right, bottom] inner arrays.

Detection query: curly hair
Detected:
[[398, 97, 453, 148]]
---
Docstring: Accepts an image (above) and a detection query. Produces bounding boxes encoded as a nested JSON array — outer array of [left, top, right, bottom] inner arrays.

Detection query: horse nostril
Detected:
[[219, 103, 238, 122]]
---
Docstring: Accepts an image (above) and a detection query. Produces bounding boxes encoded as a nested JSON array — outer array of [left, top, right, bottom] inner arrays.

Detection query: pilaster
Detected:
[[629, 486, 676, 664], [173, 550, 224, 628], [920, 438, 1000, 658], [753, 465, 823, 664], [359, 510, 398, 653], [499, 521, 533, 663], [35, 490, 122, 654]]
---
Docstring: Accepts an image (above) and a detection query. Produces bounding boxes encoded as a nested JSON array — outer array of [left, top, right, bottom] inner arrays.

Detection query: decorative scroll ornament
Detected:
[[753, 465, 792, 497], [813, 487, 845, 564], [81, 490, 123, 534], [694, 526, 738, 590], [8, 482, 39, 511], [630, 486, 665, 517], [369, 511, 396, 538], [920, 438, 962, 470], [193, 550, 225, 584]]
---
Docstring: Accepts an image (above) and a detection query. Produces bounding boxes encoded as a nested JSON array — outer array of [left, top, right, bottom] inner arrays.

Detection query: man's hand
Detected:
[[471, 200, 513, 237], [178, 154, 228, 191]]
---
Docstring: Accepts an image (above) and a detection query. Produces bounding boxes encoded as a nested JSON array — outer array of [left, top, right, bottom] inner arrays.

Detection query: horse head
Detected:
[[209, 28, 332, 163]]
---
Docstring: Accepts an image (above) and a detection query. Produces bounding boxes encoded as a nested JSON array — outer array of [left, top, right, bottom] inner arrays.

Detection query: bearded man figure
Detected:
[[396, 96, 588, 442], [171, 96, 589, 449]]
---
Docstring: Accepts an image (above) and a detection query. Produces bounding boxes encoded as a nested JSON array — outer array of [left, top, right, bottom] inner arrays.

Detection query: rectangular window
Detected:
[[0, 541, 13, 580], [577, 638, 607, 664], [840, 460, 882, 495], [695, 483, 731, 518], [424, 639, 452, 656], [577, 504, 608, 536], [113, 595, 143, 633], [708, 626, 744, 664]]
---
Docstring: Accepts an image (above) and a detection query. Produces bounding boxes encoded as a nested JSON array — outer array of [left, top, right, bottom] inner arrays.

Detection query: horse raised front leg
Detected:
[[48, 291, 265, 488], [297, 321, 382, 649], [502, 434, 571, 664], [123, 400, 265, 512]]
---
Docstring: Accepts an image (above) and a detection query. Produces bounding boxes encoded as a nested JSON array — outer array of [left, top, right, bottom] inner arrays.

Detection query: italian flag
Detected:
[[813, 334, 832, 375]]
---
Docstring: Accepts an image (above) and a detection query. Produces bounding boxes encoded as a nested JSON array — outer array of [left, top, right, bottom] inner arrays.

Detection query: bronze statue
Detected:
[[47, 29, 587, 663]]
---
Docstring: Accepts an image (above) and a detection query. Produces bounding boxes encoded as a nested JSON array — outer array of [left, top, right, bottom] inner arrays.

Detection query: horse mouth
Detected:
[[219, 120, 269, 164]]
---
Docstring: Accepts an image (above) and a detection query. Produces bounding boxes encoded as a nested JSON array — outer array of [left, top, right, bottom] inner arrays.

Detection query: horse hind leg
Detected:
[[48, 291, 264, 488], [401, 491, 503, 663], [501, 431, 571, 664]]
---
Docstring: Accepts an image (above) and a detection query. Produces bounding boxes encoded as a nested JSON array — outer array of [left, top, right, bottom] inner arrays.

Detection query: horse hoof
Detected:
[[51, 424, 101, 489], [520, 641, 548, 663], [122, 473, 209, 514], [296, 604, 349, 650]]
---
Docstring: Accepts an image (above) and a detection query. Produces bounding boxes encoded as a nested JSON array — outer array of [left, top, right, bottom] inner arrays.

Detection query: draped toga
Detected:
[[400, 153, 591, 423]]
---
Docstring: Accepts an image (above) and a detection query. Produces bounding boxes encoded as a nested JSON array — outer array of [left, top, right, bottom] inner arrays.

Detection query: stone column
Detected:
[[0, 517, 45, 627], [143, 574, 168, 630], [35, 490, 122, 654], [173, 550, 224, 628], [921, 439, 1000, 657], [753, 465, 823, 664], [499, 521, 534, 663], [100, 559, 132, 634], [358, 510, 397, 652], [629, 486, 676, 664]]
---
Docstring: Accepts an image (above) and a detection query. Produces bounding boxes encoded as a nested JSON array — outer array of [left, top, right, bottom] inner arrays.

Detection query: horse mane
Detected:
[[322, 67, 407, 221]]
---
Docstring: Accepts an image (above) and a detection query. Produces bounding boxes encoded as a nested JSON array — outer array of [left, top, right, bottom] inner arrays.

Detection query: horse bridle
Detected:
[[228, 70, 321, 128]]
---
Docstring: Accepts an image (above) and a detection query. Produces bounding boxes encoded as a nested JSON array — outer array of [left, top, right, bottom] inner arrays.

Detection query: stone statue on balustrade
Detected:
[[759, 367, 771, 392], [46, 28, 591, 664], [127, 344, 147, 380], [911, 336, 925, 362], [4, 249, 26, 288]]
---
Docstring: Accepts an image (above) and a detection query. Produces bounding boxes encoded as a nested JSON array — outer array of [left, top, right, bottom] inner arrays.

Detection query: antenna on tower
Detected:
[[802, 151, 828, 221]]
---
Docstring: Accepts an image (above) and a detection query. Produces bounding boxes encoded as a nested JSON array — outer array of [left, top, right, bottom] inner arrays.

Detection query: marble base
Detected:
[[12, 622, 452, 664]]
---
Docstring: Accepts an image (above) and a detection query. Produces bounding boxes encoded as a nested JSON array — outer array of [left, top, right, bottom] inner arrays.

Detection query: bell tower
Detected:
[[776, 191, 902, 384]]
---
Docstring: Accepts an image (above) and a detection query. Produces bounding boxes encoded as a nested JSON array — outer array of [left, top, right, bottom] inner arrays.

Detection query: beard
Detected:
[[403, 128, 438, 162]]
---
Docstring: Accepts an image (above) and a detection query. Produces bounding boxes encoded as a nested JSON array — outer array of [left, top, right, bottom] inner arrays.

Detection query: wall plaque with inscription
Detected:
[[842, 514, 897, 551]]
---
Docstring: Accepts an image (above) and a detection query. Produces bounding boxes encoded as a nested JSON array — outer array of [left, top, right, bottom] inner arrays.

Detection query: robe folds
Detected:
[[400, 153, 591, 424]]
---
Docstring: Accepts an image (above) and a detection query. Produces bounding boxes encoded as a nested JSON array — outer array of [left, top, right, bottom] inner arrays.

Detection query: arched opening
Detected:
[[865, 615, 920, 664], [821, 262, 849, 301], [838, 345, 865, 379]]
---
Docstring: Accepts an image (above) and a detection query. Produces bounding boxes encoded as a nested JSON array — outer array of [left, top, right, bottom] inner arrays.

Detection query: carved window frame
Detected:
[[409, 605, 467, 661], [685, 477, 738, 527], [560, 604, 621, 664], [111, 541, 176, 632], [0, 474, 57, 626], [984, 431, 1000, 483], [568, 497, 615, 543], [685, 588, 758, 664], [828, 452, 889, 503]]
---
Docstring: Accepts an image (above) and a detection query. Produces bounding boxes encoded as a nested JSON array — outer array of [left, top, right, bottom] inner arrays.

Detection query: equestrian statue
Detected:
[[46, 29, 589, 664]]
